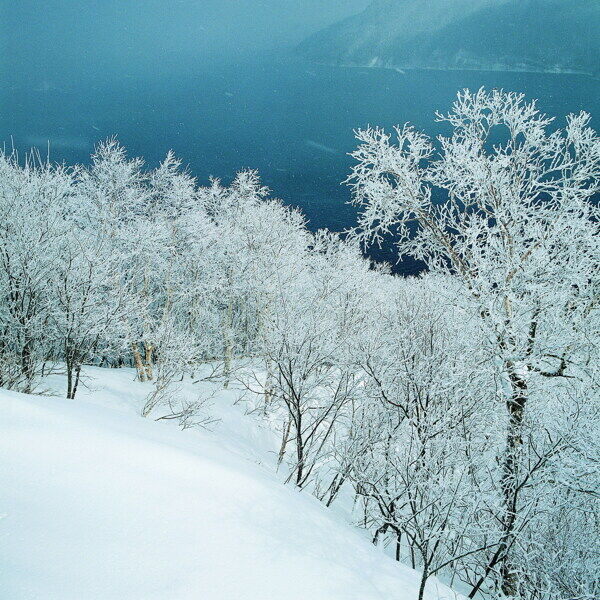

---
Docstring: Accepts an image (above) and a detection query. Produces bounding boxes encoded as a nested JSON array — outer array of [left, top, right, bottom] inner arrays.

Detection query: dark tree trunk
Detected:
[[417, 565, 429, 600], [66, 354, 73, 399], [295, 414, 304, 487], [71, 364, 81, 399], [499, 368, 527, 598], [20, 335, 34, 392]]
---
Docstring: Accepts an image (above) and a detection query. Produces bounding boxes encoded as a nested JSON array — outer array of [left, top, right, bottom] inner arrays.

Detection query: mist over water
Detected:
[[2, 1, 598, 273]]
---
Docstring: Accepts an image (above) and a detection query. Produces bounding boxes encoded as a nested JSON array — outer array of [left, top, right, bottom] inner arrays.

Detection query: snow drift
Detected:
[[0, 368, 458, 600]]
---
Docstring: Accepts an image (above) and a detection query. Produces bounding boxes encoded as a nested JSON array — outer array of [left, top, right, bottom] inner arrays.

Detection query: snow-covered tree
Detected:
[[0, 151, 74, 390], [345, 275, 497, 600], [348, 88, 600, 598], [198, 171, 310, 385], [256, 233, 377, 489]]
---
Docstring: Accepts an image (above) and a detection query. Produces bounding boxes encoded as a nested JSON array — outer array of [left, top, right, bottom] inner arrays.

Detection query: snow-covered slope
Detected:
[[0, 367, 458, 600], [298, 0, 600, 77]]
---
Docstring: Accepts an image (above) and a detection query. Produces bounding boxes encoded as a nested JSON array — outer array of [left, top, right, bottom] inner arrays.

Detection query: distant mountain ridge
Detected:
[[298, 0, 600, 77]]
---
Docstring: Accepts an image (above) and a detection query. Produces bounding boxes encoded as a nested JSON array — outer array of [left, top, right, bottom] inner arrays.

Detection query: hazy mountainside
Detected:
[[298, 0, 600, 76]]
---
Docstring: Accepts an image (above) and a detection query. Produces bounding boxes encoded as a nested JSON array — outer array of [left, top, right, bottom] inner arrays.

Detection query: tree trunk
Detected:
[[263, 358, 274, 413], [417, 565, 429, 600], [131, 342, 147, 382], [66, 355, 73, 399], [278, 420, 291, 467], [295, 409, 304, 487], [71, 364, 81, 399], [324, 473, 346, 507], [222, 300, 233, 388], [20, 335, 34, 392], [499, 367, 527, 598], [296, 438, 304, 487], [65, 348, 82, 400], [143, 342, 154, 380]]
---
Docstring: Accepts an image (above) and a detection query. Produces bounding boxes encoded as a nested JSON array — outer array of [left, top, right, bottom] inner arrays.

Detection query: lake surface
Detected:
[[3, 60, 598, 273]]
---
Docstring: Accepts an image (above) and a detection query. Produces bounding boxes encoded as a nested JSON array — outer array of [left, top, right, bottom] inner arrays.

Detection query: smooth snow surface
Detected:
[[0, 367, 459, 600]]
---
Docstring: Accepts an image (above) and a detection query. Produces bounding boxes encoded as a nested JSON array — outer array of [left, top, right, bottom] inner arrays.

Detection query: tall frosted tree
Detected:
[[348, 88, 600, 597]]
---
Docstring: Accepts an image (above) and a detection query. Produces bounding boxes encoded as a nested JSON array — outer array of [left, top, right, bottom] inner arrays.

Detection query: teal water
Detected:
[[3, 60, 598, 272]]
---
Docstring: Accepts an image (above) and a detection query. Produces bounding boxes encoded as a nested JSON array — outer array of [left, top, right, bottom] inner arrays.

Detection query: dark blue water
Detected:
[[3, 60, 598, 272]]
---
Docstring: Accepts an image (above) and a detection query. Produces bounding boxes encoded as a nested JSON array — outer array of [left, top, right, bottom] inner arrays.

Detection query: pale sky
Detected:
[[4, 1, 370, 83]]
